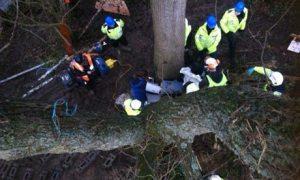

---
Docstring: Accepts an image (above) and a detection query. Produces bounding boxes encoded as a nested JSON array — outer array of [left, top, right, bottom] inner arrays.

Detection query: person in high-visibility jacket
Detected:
[[191, 15, 221, 75], [185, 57, 228, 93], [123, 98, 142, 116], [195, 15, 221, 59], [220, 1, 248, 70], [247, 66, 285, 96], [101, 16, 128, 48]]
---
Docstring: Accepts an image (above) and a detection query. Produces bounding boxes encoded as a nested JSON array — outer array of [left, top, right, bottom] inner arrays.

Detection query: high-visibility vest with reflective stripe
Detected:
[[206, 72, 228, 88], [101, 19, 124, 40], [195, 23, 222, 54], [220, 8, 248, 34], [124, 99, 141, 116]]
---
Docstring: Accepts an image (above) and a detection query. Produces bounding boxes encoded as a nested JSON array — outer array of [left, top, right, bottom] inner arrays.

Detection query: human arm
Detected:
[[101, 24, 107, 34], [240, 8, 248, 30], [247, 66, 272, 76], [116, 19, 124, 28], [220, 11, 230, 34], [207, 28, 222, 53], [194, 28, 204, 51]]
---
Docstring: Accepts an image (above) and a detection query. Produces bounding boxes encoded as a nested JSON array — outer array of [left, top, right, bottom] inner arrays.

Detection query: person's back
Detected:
[[130, 77, 147, 103]]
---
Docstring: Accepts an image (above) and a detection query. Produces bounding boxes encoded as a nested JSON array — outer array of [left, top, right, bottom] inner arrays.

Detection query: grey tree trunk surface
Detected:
[[0, 86, 298, 179], [151, 0, 186, 80]]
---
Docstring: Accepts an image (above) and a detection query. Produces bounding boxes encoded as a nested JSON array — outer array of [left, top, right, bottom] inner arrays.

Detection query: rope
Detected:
[[51, 98, 78, 136]]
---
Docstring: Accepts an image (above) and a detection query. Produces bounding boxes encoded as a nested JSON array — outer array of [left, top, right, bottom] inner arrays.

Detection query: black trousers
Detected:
[[225, 32, 236, 69]]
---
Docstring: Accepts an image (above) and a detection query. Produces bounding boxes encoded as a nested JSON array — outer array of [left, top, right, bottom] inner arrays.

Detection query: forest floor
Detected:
[[0, 0, 299, 179]]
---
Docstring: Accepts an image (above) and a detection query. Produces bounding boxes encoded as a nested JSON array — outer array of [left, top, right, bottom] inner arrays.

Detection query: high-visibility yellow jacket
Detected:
[[124, 99, 141, 116], [101, 19, 124, 40], [194, 23, 222, 54], [206, 72, 228, 88], [220, 8, 248, 34], [185, 18, 192, 46]]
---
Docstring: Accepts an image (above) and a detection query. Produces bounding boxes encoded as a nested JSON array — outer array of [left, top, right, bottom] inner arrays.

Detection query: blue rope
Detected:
[[51, 98, 77, 136]]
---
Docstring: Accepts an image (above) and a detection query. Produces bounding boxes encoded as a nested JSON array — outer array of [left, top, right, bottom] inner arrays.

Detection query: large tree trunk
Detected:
[[0, 86, 298, 179], [151, 0, 186, 80]]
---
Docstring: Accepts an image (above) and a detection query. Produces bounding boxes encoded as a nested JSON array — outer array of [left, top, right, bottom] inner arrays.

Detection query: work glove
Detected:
[[247, 67, 255, 76], [89, 65, 94, 71]]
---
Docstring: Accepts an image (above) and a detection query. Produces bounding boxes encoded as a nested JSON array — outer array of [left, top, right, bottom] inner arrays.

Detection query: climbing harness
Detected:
[[51, 98, 77, 136]]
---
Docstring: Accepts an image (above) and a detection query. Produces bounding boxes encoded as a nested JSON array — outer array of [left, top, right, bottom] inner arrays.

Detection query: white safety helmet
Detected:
[[130, 99, 142, 110], [205, 57, 219, 69], [208, 175, 223, 180], [186, 83, 200, 94], [269, 71, 284, 86]]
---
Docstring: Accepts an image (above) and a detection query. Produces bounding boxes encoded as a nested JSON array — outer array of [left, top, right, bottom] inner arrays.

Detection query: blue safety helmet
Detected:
[[105, 16, 116, 27], [235, 1, 245, 13], [206, 15, 217, 29]]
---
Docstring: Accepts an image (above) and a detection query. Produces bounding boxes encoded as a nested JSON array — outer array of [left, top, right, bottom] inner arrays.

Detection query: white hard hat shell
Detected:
[[269, 71, 283, 86], [131, 99, 142, 110], [205, 57, 218, 69], [186, 83, 200, 94], [208, 175, 223, 180]]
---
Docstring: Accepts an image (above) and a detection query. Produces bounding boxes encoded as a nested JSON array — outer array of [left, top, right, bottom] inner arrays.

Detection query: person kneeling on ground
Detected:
[[185, 57, 228, 93], [123, 98, 142, 116], [247, 66, 285, 96]]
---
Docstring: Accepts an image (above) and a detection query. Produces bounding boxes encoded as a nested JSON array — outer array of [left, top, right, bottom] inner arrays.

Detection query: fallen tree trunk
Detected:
[[0, 86, 299, 178]]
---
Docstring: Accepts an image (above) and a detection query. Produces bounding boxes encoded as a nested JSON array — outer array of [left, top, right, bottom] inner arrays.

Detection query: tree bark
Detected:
[[151, 0, 186, 80], [0, 86, 298, 179]]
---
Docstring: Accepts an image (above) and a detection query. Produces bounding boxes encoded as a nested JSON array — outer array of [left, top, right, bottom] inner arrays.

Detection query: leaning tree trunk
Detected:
[[151, 0, 186, 79], [0, 86, 299, 179]]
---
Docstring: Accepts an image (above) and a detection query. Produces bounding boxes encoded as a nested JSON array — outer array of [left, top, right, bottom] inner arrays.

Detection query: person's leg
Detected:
[[198, 50, 207, 60], [119, 35, 128, 46], [227, 32, 236, 69], [191, 61, 204, 75], [184, 48, 195, 66]]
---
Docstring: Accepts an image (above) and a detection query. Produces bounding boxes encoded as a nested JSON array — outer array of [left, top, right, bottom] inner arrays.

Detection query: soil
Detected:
[[0, 0, 299, 179]]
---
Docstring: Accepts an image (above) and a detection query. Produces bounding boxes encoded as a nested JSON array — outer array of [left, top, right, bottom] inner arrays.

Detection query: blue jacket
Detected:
[[130, 78, 147, 103]]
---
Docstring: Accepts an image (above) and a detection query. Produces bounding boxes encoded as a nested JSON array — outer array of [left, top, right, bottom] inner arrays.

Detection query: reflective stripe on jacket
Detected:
[[185, 18, 192, 46], [124, 99, 141, 116], [195, 23, 222, 54], [101, 19, 124, 40], [220, 8, 248, 33], [206, 72, 228, 88]]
